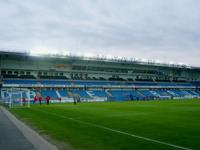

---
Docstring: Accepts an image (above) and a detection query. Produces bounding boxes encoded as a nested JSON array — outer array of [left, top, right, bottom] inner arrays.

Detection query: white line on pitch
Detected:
[[38, 110, 192, 150]]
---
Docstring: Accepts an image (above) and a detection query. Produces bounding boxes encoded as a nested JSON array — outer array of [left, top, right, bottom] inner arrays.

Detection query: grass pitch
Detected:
[[10, 99, 200, 150]]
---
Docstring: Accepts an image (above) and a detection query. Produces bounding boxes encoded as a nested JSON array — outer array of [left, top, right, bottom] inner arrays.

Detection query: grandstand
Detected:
[[0, 51, 200, 102]]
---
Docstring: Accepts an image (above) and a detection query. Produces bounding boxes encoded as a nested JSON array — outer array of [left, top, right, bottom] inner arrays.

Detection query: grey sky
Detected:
[[0, 0, 200, 66]]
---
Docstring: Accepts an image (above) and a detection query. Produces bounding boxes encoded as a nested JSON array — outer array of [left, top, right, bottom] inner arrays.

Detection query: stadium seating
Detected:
[[19, 75, 36, 79], [167, 90, 190, 97], [175, 83, 194, 87], [133, 82, 157, 86], [2, 74, 19, 78], [158, 82, 177, 86], [155, 90, 171, 97], [138, 90, 155, 99], [3, 79, 37, 84], [109, 90, 129, 101], [130, 90, 144, 99], [58, 90, 69, 97], [192, 81, 200, 87], [40, 80, 71, 85], [2, 79, 198, 87], [109, 90, 144, 101], [41, 90, 59, 99], [186, 90, 200, 97], [88, 90, 108, 97], [73, 81, 119, 86], [172, 90, 187, 97], [39, 75, 68, 80], [2, 78, 200, 101], [72, 90, 91, 98]]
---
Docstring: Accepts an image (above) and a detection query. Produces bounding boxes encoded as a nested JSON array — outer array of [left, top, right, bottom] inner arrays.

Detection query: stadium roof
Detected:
[[1, 50, 199, 70]]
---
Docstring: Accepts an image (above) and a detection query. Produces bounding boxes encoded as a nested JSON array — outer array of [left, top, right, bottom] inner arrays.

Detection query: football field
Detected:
[[10, 99, 200, 150]]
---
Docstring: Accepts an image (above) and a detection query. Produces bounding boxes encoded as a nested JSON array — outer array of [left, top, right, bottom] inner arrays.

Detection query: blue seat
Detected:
[[155, 90, 170, 96], [91, 90, 108, 97], [186, 90, 200, 96], [3, 79, 37, 84], [167, 90, 186, 97], [58, 90, 68, 97], [110, 90, 143, 101], [192, 81, 200, 87], [133, 82, 157, 86], [139, 90, 155, 97], [40, 80, 70, 85], [41, 90, 58, 99], [72, 90, 90, 98], [158, 82, 176, 86], [175, 83, 193, 87]]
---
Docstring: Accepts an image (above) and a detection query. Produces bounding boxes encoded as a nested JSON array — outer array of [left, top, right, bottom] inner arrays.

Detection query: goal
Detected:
[[2, 88, 31, 108]]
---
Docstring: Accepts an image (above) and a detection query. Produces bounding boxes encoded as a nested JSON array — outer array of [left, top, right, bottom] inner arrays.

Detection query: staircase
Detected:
[[56, 90, 61, 98]]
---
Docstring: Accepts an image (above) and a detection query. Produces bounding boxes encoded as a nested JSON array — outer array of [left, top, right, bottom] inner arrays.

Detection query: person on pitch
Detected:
[[39, 96, 42, 105], [34, 95, 38, 104], [22, 97, 26, 106], [46, 95, 51, 105]]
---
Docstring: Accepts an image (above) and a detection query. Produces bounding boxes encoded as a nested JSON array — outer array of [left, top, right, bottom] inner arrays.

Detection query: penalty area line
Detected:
[[39, 110, 192, 150]]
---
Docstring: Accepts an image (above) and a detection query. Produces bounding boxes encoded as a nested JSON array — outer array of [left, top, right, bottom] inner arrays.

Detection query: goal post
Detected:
[[1, 88, 31, 108]]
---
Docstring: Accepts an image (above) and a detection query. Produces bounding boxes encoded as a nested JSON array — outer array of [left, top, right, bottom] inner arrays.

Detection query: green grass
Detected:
[[10, 99, 200, 150]]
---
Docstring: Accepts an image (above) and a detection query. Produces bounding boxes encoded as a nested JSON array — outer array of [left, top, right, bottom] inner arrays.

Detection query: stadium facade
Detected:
[[0, 51, 200, 103]]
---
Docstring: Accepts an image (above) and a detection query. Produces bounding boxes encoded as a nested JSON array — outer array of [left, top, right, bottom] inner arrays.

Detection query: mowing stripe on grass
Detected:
[[38, 109, 192, 150]]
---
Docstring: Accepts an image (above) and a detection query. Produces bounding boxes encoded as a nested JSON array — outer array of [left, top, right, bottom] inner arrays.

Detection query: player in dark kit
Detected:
[[46, 96, 50, 105], [58, 97, 61, 103], [22, 97, 26, 106], [39, 96, 42, 105], [73, 95, 76, 104], [34, 96, 38, 104]]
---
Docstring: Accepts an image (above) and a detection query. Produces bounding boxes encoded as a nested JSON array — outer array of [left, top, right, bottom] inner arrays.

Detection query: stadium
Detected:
[[1, 0, 200, 150], [0, 51, 200, 150], [1, 51, 200, 102]]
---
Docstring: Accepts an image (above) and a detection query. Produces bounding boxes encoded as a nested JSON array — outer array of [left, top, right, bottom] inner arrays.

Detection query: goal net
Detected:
[[1, 88, 31, 108]]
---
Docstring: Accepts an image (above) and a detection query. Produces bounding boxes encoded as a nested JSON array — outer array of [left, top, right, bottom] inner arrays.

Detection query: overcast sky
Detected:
[[0, 0, 200, 66]]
